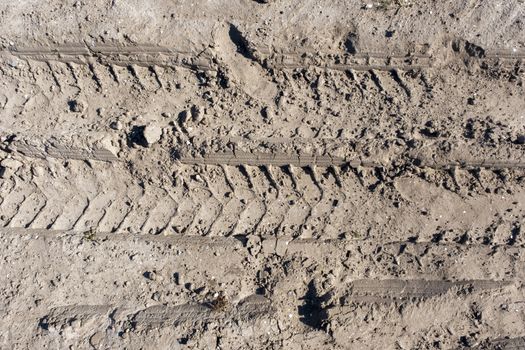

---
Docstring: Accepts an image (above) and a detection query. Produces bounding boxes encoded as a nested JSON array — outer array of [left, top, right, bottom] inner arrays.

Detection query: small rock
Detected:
[[32, 165, 45, 177], [0, 167, 11, 179], [143, 271, 156, 280], [190, 105, 203, 123], [0, 94, 7, 109], [110, 120, 123, 130], [68, 99, 85, 113], [316, 74, 325, 88], [7, 59, 18, 68], [297, 125, 315, 138], [161, 112, 172, 119], [143, 125, 162, 146], [247, 235, 262, 256], [70, 319, 81, 329], [152, 292, 161, 301], [261, 106, 274, 124], [178, 110, 190, 125]]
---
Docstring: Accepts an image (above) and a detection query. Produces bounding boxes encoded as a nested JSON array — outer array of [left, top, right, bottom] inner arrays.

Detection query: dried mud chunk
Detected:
[[0, 158, 22, 178], [0, 158, 22, 171], [143, 125, 162, 146]]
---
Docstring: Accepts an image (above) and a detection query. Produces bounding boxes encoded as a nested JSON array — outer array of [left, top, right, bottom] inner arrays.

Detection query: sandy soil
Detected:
[[0, 1, 524, 349]]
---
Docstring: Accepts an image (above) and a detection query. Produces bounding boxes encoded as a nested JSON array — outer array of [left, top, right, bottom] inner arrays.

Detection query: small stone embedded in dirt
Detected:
[[190, 105, 203, 123], [315, 74, 325, 88], [110, 120, 123, 130], [143, 271, 156, 280], [142, 124, 162, 146], [0, 167, 9, 179], [32, 165, 45, 177], [0, 94, 7, 109], [261, 106, 274, 123], [178, 110, 189, 126]]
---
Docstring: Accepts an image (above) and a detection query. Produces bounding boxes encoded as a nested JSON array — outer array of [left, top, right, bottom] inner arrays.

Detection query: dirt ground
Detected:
[[0, 1, 524, 349]]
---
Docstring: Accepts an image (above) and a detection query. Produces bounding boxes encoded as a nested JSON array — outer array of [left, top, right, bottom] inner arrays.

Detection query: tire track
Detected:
[[177, 144, 525, 170], [342, 279, 512, 303], [0, 154, 523, 238], [0, 175, 38, 227]]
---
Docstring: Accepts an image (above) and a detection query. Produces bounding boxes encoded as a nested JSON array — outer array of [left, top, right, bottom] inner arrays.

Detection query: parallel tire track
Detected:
[[1, 157, 523, 241]]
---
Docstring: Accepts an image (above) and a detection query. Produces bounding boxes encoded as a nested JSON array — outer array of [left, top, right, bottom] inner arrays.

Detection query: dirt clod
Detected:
[[142, 124, 162, 146]]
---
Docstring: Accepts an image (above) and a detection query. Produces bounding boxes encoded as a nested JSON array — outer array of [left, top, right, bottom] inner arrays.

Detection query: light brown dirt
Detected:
[[0, 1, 524, 349]]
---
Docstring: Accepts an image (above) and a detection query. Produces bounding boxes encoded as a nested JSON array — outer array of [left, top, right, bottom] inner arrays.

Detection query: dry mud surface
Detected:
[[0, 1, 524, 349]]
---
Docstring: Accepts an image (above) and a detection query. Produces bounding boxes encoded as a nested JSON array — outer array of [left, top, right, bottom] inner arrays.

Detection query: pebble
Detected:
[[261, 106, 274, 124], [110, 120, 123, 130], [143, 271, 156, 280], [32, 165, 45, 177], [191, 105, 203, 123], [178, 110, 190, 125], [7, 59, 18, 68], [143, 124, 162, 146], [70, 319, 81, 329], [0, 94, 7, 109]]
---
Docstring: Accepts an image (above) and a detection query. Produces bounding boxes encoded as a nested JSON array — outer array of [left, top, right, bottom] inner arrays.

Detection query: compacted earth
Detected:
[[0, 1, 524, 349]]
